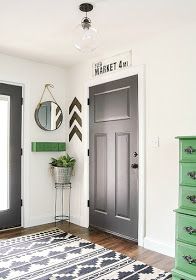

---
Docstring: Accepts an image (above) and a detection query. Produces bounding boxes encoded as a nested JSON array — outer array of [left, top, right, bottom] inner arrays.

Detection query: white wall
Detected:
[[0, 53, 69, 227], [1, 21, 195, 257], [66, 23, 196, 257]]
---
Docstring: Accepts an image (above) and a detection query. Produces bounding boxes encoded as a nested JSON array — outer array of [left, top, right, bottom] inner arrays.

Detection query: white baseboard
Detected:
[[27, 216, 54, 227], [26, 215, 80, 228], [70, 215, 80, 226], [144, 237, 175, 257]]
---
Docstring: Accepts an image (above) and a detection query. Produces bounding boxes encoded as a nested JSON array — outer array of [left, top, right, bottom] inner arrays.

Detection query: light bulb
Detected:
[[74, 19, 98, 52]]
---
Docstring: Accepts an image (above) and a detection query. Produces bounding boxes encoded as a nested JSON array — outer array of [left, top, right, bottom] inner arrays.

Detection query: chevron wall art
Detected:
[[69, 97, 82, 142]]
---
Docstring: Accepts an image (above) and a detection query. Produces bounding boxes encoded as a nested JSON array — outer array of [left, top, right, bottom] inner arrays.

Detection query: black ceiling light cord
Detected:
[[80, 3, 93, 30]]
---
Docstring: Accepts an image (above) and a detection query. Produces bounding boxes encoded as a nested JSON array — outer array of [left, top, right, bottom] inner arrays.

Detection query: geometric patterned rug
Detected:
[[0, 228, 172, 280]]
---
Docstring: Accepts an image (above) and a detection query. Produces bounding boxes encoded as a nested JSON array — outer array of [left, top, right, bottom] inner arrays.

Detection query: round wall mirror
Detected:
[[35, 101, 63, 131]]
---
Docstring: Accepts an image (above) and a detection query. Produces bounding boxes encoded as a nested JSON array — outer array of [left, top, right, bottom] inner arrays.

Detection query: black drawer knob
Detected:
[[184, 226, 196, 234], [184, 146, 196, 154], [187, 171, 196, 180], [183, 255, 196, 264], [186, 195, 196, 203]]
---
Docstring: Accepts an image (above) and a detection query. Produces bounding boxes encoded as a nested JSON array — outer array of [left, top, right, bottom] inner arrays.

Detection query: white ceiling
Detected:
[[0, 0, 195, 67]]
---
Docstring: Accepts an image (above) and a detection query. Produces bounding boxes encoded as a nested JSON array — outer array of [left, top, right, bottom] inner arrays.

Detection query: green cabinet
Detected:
[[180, 137, 196, 162], [172, 137, 196, 280], [176, 241, 196, 276], [176, 212, 196, 246], [179, 186, 196, 211], [172, 270, 196, 280], [180, 163, 196, 187]]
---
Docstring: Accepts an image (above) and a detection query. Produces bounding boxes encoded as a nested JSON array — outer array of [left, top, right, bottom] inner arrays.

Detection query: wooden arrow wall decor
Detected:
[[69, 97, 82, 142], [69, 111, 82, 127], [69, 97, 82, 114], [69, 125, 82, 142]]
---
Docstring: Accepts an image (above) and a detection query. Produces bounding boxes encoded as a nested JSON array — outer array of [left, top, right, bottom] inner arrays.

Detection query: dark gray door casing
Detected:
[[89, 75, 138, 241], [0, 83, 22, 230]]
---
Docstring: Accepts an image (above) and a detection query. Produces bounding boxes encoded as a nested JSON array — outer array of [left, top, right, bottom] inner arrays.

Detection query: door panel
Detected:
[[115, 132, 130, 219], [0, 83, 22, 230], [89, 75, 138, 241], [94, 134, 107, 213], [94, 87, 130, 122]]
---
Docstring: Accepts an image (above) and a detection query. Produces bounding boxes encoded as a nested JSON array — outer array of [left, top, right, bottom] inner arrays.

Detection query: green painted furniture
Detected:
[[179, 186, 196, 211], [172, 137, 196, 280], [179, 138, 196, 162], [31, 142, 66, 152], [176, 212, 196, 246], [180, 163, 196, 187], [172, 270, 196, 280]]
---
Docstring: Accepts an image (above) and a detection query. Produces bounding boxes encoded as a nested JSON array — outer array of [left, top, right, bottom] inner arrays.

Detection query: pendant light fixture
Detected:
[[74, 3, 98, 52]]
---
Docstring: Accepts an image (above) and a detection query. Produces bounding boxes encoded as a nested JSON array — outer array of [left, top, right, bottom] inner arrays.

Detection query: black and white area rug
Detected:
[[0, 228, 172, 280]]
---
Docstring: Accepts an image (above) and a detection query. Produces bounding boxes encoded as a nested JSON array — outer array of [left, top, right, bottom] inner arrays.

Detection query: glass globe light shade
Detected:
[[74, 22, 98, 52]]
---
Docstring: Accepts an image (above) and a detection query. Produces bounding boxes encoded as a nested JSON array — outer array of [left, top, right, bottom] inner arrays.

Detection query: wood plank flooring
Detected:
[[0, 221, 174, 272]]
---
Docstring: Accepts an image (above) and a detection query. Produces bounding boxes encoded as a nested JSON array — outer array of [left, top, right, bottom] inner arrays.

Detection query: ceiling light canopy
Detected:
[[74, 3, 98, 52]]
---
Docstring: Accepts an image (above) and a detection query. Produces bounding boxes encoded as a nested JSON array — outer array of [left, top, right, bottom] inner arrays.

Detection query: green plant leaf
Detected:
[[49, 153, 76, 168]]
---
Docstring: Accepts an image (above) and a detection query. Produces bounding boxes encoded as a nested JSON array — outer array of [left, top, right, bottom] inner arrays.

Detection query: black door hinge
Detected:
[[87, 200, 90, 207], [21, 148, 23, 156], [87, 149, 89, 156], [21, 199, 23, 207], [21, 98, 23, 105], [87, 98, 90, 105]]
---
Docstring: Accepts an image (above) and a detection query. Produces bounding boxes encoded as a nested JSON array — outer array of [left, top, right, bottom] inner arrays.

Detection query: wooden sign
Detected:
[[92, 51, 132, 77], [69, 97, 82, 142]]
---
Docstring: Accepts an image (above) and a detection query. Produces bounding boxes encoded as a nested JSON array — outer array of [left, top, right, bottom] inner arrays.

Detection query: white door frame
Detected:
[[82, 65, 146, 246]]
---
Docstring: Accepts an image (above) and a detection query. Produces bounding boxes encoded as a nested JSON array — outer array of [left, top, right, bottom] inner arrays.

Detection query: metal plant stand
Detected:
[[54, 183, 71, 225]]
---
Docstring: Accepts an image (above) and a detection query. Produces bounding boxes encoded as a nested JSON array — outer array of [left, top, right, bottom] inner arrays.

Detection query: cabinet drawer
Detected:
[[176, 241, 196, 276], [173, 276, 194, 280], [176, 213, 196, 245], [172, 268, 196, 280], [172, 272, 196, 280], [179, 186, 196, 211], [180, 140, 196, 162], [180, 163, 196, 187]]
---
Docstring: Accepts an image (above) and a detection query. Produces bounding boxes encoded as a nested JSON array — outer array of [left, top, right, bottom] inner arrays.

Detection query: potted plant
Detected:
[[50, 154, 76, 184]]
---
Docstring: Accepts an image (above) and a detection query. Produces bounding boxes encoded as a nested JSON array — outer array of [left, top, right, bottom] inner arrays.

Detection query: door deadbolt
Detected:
[[131, 163, 138, 169]]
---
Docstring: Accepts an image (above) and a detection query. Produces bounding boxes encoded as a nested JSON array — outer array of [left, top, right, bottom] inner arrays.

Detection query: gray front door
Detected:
[[0, 83, 22, 230], [89, 75, 138, 241]]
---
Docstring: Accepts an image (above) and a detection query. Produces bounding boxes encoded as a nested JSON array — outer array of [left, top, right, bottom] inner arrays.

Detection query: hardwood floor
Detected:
[[0, 221, 174, 272]]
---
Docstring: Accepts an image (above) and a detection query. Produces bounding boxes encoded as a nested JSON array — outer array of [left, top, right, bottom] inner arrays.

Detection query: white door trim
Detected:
[[82, 65, 146, 246]]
